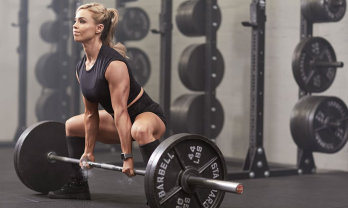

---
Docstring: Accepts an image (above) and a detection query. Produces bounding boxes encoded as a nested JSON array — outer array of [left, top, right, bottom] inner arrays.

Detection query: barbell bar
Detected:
[[47, 152, 243, 195], [310, 61, 344, 68], [15, 122, 244, 207]]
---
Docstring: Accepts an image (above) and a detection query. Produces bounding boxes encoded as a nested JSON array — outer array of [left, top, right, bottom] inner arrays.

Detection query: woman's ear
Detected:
[[96, 24, 104, 34]]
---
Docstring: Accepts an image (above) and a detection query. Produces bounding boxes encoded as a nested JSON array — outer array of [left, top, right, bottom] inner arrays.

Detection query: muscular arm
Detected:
[[105, 61, 133, 173], [76, 70, 99, 166], [83, 97, 99, 154]]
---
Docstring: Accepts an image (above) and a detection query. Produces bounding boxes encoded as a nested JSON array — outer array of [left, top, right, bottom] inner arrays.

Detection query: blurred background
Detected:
[[1, 0, 348, 172]]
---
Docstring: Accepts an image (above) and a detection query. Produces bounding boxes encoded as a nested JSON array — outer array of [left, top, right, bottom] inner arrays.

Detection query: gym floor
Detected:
[[1, 145, 348, 208]]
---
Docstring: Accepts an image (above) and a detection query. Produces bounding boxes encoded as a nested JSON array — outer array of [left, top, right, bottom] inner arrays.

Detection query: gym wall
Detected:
[[1, 0, 348, 171]]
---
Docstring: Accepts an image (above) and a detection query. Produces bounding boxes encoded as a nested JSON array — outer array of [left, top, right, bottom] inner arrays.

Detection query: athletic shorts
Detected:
[[126, 91, 167, 126]]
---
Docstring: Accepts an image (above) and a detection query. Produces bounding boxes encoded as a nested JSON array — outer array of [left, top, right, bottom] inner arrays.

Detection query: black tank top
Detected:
[[76, 44, 142, 114]]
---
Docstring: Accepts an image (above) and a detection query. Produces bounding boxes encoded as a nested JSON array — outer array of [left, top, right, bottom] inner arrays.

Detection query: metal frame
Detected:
[[228, 0, 300, 180], [13, 0, 29, 142], [158, 0, 173, 138], [296, 1, 316, 174], [204, 0, 218, 139]]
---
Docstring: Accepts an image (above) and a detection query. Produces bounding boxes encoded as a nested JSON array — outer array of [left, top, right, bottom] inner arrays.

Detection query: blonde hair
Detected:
[[77, 3, 126, 57]]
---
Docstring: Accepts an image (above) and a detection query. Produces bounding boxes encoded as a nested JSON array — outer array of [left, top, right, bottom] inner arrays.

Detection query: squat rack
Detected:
[[228, 0, 301, 180]]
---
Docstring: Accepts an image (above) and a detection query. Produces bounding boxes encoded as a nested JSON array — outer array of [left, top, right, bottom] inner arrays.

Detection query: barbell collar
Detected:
[[187, 175, 244, 194], [47, 152, 146, 176], [311, 61, 344, 68]]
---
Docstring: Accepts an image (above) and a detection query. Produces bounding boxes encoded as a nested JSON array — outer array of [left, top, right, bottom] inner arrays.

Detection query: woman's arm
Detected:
[[76, 69, 100, 167], [80, 96, 99, 167], [105, 60, 134, 176]]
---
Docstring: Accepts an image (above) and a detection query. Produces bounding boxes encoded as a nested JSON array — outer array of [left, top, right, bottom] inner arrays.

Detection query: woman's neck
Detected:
[[82, 39, 103, 62]]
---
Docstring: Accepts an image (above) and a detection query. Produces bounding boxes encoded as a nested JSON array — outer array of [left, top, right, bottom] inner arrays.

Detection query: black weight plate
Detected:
[[116, 7, 150, 41], [35, 90, 70, 122], [51, 0, 70, 14], [302, 0, 346, 23], [179, 44, 224, 91], [145, 134, 226, 208], [292, 37, 337, 93], [176, 0, 221, 36], [127, 47, 151, 86], [14, 121, 72, 194], [171, 94, 224, 139], [35, 53, 72, 89], [40, 21, 60, 43], [290, 96, 348, 153]]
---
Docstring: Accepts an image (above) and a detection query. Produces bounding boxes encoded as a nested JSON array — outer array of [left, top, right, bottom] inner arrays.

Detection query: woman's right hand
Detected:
[[79, 152, 95, 169], [122, 158, 135, 177]]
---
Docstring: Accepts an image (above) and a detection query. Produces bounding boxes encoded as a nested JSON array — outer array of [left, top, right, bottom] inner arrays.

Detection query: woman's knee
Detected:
[[131, 124, 153, 145], [65, 116, 84, 137]]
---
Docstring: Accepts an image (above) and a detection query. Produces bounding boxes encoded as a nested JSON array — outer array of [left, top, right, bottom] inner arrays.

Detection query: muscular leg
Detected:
[[65, 110, 120, 144], [49, 110, 121, 199], [131, 112, 166, 164]]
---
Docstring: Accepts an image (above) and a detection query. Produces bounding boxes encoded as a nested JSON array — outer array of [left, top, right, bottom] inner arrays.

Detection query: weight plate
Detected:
[[145, 134, 226, 208], [292, 37, 337, 93], [179, 44, 224, 91], [40, 21, 60, 43], [171, 94, 224, 138], [14, 121, 71, 194], [290, 96, 348, 153], [116, 7, 150, 41], [35, 53, 72, 89], [51, 0, 70, 14], [176, 0, 221, 36], [302, 0, 346, 23], [35, 90, 70, 122], [127, 47, 151, 86]]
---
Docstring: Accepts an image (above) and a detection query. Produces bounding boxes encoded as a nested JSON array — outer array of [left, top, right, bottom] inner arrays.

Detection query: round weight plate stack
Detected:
[[40, 21, 60, 43], [51, 0, 70, 14], [176, 0, 221, 36], [302, 0, 346, 23], [171, 94, 224, 138], [14, 121, 71, 194], [127, 48, 151, 86], [116, 7, 150, 41], [292, 37, 337, 93], [145, 133, 226, 208], [35, 53, 71, 89], [35, 89, 70, 122], [179, 44, 224, 91], [290, 96, 348, 153]]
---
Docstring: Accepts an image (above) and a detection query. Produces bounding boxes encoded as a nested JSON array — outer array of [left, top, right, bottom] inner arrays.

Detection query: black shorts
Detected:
[[127, 91, 167, 126]]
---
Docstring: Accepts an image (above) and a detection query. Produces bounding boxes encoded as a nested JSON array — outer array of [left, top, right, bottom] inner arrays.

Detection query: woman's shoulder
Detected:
[[75, 55, 86, 73], [102, 45, 125, 61]]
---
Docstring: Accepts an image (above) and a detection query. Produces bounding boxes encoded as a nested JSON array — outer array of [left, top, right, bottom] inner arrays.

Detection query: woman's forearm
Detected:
[[84, 112, 99, 153], [114, 109, 132, 154]]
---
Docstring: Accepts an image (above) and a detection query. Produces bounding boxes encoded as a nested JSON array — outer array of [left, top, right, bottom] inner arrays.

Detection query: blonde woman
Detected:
[[48, 2, 166, 199]]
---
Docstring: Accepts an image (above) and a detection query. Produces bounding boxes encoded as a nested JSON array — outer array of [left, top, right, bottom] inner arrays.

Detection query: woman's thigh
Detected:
[[65, 110, 120, 144]]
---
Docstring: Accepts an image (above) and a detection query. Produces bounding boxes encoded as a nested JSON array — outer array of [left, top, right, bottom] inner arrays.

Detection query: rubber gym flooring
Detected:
[[1, 145, 348, 208]]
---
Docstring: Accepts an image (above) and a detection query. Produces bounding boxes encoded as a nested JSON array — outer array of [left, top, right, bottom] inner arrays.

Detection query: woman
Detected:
[[48, 3, 166, 200]]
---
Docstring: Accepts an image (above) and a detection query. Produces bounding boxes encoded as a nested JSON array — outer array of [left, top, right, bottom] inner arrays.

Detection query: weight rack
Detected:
[[228, 0, 300, 180], [296, 3, 316, 174]]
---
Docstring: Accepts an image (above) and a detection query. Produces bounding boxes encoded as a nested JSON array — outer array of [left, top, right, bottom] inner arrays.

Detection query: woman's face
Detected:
[[73, 9, 102, 43]]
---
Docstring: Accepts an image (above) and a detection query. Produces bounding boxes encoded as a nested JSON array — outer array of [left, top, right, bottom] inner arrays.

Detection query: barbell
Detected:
[[14, 121, 243, 208]]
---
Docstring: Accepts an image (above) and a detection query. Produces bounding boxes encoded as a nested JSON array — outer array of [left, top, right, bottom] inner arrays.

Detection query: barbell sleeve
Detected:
[[47, 152, 146, 176], [311, 61, 344, 68], [187, 175, 244, 194]]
